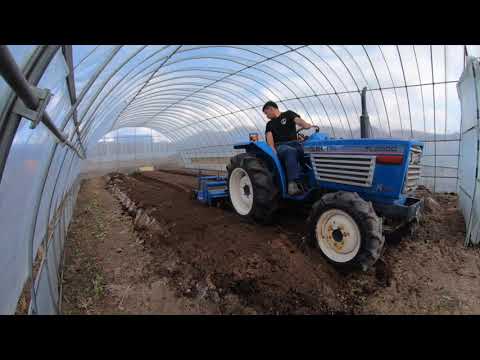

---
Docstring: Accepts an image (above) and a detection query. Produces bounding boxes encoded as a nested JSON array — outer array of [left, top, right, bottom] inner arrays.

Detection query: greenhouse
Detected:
[[1, 45, 479, 315]]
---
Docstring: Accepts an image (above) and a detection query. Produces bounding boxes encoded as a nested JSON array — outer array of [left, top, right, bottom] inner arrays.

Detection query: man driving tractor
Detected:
[[263, 101, 313, 195]]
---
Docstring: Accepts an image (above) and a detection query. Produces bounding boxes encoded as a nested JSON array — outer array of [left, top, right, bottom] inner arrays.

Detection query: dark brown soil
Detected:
[[109, 171, 351, 314], [357, 187, 480, 314], [62, 169, 480, 315], [61, 176, 218, 314]]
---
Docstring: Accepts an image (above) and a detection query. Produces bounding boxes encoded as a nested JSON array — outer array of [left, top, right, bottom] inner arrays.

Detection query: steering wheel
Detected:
[[297, 125, 320, 141]]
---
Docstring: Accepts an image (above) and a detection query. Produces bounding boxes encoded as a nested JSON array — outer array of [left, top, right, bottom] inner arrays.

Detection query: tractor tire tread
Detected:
[[227, 153, 279, 224], [308, 191, 385, 271]]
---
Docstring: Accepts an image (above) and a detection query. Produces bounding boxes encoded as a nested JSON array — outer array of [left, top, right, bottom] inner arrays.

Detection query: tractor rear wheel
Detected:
[[227, 153, 279, 223], [307, 191, 385, 271]]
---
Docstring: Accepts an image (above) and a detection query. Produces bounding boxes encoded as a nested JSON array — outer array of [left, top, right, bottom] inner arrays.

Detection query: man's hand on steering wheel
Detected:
[[297, 125, 319, 141]]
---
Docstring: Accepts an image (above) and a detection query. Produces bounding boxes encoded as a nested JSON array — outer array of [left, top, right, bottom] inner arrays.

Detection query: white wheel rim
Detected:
[[229, 168, 254, 215], [315, 209, 361, 263]]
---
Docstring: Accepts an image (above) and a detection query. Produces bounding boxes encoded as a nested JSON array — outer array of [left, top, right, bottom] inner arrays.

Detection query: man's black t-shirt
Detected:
[[265, 110, 299, 144]]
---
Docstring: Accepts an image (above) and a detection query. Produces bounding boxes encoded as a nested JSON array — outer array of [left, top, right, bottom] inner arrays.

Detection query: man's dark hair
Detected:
[[262, 101, 278, 112]]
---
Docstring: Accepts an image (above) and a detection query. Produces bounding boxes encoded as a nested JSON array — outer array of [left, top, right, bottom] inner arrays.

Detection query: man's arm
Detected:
[[294, 116, 312, 129], [266, 131, 277, 153]]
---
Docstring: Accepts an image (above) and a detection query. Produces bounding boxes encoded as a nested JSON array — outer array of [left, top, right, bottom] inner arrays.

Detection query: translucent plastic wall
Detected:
[[0, 46, 83, 314], [457, 56, 480, 246], [81, 127, 176, 175], [1, 45, 479, 314]]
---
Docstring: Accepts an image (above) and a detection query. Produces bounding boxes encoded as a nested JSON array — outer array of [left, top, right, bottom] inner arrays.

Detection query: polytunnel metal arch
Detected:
[[113, 46, 323, 127], [121, 65, 301, 126], [63, 45, 467, 150]]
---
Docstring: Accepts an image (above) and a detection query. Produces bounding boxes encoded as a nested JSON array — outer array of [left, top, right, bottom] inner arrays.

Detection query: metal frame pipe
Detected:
[[0, 45, 83, 159]]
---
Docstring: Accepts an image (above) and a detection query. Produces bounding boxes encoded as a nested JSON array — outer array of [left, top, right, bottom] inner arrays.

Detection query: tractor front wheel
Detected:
[[308, 191, 385, 271]]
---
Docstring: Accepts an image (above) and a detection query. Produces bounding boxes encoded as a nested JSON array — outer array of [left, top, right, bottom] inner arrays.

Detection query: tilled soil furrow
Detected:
[[64, 170, 480, 315], [106, 172, 355, 314]]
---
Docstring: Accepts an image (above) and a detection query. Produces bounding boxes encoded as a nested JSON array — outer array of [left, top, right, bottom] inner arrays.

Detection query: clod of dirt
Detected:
[[424, 196, 441, 213], [374, 259, 392, 287]]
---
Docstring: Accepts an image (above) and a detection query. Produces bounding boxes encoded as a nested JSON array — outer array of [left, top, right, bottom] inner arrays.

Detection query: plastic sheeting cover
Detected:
[[457, 56, 480, 245], [0, 48, 72, 314], [2, 45, 480, 314]]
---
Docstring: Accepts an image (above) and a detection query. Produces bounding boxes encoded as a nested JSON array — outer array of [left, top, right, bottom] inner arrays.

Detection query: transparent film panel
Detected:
[[342, 45, 383, 90], [77, 45, 144, 119], [459, 128, 477, 197], [8, 45, 38, 69], [78, 46, 155, 129], [446, 45, 465, 82], [289, 47, 340, 94], [422, 153, 459, 167], [466, 45, 480, 58], [397, 45, 422, 86], [423, 140, 459, 156], [458, 58, 479, 133], [47, 232, 60, 303], [239, 108, 265, 139], [94, 46, 170, 103], [406, 85, 427, 137], [73, 45, 118, 94], [39, 51, 71, 127], [0, 76, 10, 121], [279, 50, 332, 95], [259, 59, 316, 98], [431, 46, 446, 84], [445, 82, 461, 139], [0, 112, 60, 314], [420, 84, 436, 141], [217, 114, 242, 144], [32, 262, 56, 315], [319, 94, 349, 138], [311, 95, 336, 137], [85, 95, 140, 146], [329, 45, 369, 91], [49, 151, 73, 227], [434, 83, 447, 140], [305, 96, 331, 133], [434, 178, 458, 193], [72, 45, 98, 67], [396, 86, 414, 138], [416, 45, 435, 84], [32, 145, 67, 256], [0, 46, 38, 118], [367, 89, 390, 138]]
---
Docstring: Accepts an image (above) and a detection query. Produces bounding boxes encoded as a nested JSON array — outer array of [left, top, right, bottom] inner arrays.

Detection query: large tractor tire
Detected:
[[307, 191, 385, 271], [227, 153, 279, 223]]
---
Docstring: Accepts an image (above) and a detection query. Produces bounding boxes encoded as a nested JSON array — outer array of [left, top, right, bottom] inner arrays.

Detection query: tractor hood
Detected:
[[303, 136, 424, 204]]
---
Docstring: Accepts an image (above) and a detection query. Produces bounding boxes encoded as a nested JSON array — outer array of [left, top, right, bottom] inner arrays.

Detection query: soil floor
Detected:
[[61, 170, 480, 315]]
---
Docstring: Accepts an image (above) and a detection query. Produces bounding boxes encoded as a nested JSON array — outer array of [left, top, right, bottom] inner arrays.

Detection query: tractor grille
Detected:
[[309, 154, 376, 187], [404, 146, 422, 193]]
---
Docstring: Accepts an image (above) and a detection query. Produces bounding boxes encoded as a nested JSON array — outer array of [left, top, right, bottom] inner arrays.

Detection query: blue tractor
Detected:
[[195, 88, 424, 270]]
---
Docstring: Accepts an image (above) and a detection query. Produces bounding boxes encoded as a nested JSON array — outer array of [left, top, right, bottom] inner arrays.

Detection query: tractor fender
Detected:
[[233, 141, 287, 195]]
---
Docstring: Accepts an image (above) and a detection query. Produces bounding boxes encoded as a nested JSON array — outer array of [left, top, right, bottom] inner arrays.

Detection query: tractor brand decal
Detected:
[[374, 184, 394, 193], [304, 144, 405, 154]]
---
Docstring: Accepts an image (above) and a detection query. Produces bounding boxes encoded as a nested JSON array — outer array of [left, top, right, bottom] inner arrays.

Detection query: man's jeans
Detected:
[[276, 141, 304, 182]]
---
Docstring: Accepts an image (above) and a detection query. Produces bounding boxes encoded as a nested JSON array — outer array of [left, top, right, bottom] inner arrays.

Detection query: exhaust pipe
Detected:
[[360, 87, 372, 138]]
